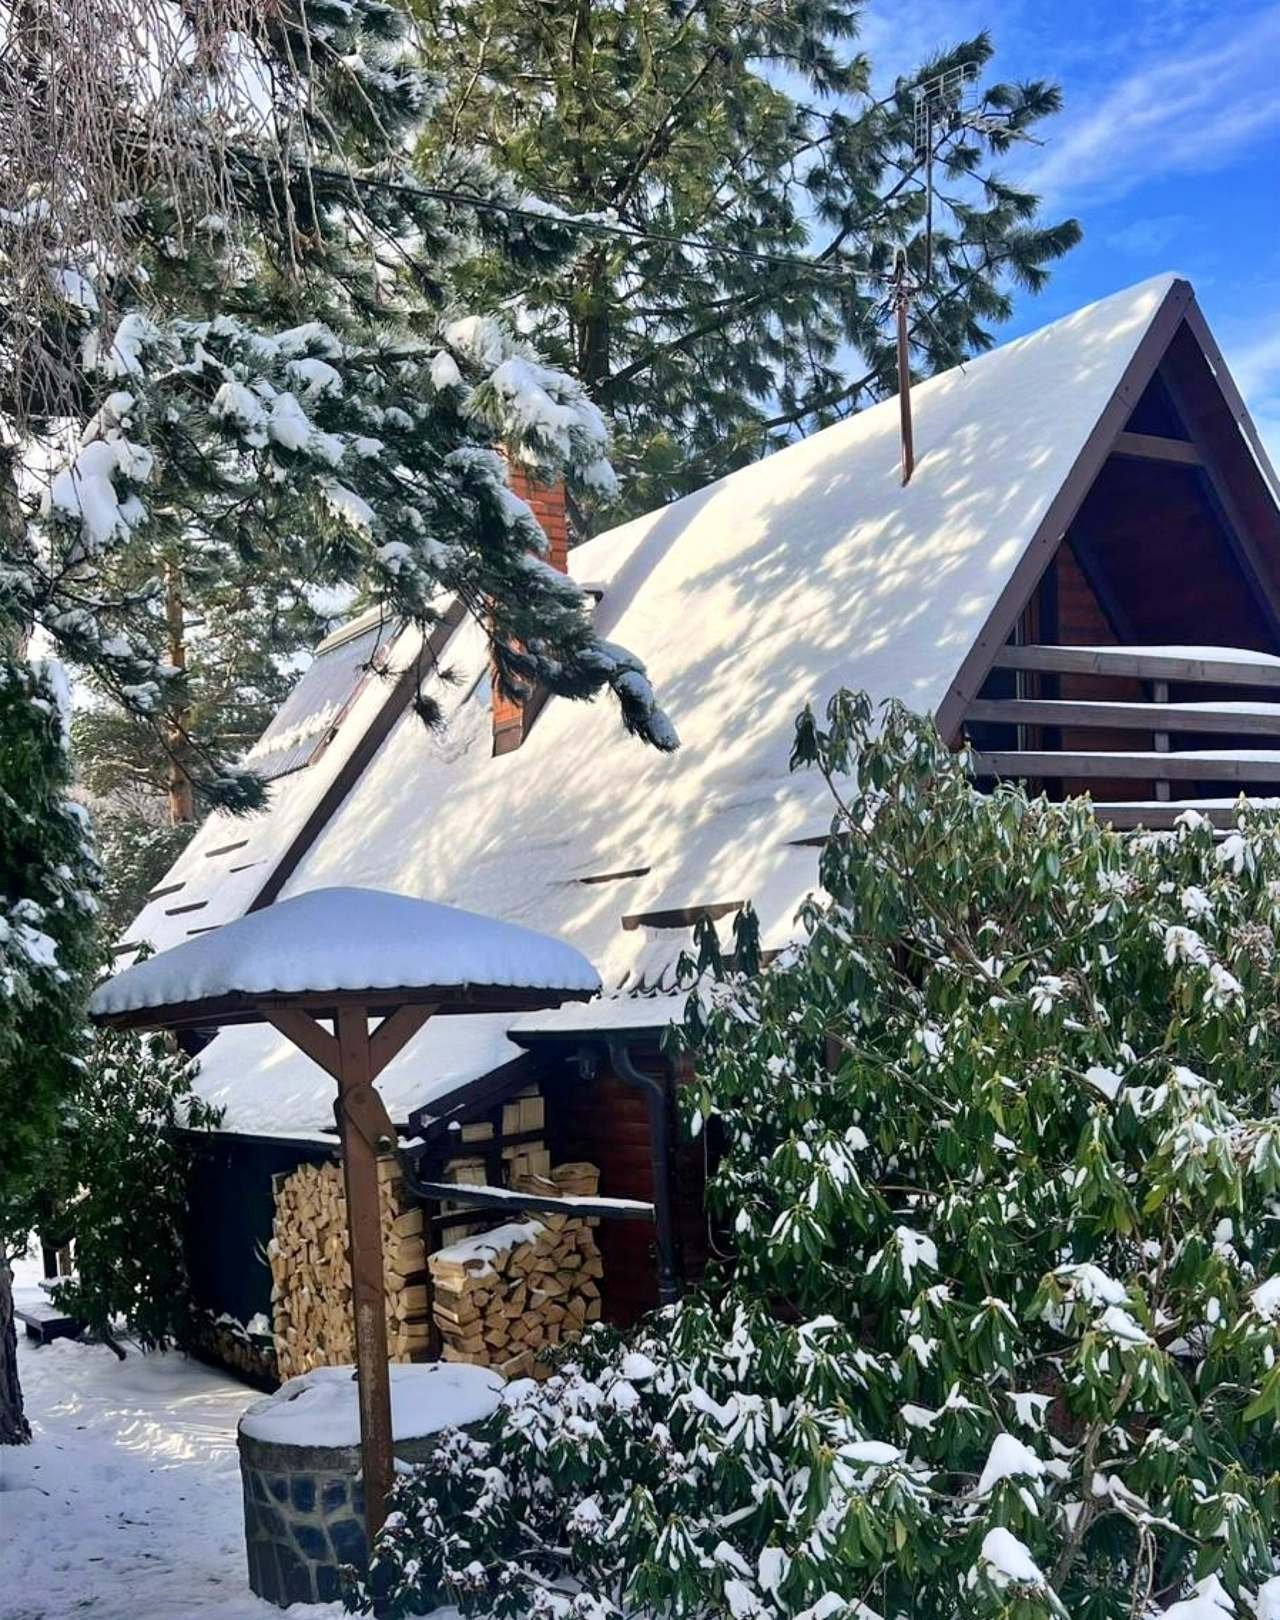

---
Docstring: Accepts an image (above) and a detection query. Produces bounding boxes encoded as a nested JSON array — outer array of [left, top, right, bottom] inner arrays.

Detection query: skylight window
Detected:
[[245, 609, 395, 781]]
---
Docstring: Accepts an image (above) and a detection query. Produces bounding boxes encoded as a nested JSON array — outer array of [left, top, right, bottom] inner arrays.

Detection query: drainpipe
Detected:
[[607, 1039, 680, 1306]]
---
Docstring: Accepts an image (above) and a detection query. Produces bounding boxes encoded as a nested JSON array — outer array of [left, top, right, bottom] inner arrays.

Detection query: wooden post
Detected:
[[895, 259, 915, 487], [334, 1005, 395, 1547], [1152, 678, 1171, 802]]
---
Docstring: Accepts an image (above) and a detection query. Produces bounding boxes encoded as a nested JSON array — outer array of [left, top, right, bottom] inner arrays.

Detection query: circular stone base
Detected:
[[238, 1363, 503, 1608]]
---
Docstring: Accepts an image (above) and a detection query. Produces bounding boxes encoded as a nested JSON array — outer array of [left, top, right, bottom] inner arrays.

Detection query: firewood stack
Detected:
[[269, 1156, 429, 1380], [428, 1163, 604, 1379]]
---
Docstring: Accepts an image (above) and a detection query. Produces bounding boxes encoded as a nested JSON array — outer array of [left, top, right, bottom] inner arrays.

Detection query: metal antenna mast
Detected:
[[894, 63, 980, 485]]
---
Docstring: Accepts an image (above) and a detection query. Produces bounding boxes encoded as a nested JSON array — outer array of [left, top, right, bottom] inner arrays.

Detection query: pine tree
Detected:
[[0, 636, 98, 1443], [417, 4, 1081, 525], [360, 698, 1280, 1620], [6, 0, 677, 828], [0, 0, 677, 1438]]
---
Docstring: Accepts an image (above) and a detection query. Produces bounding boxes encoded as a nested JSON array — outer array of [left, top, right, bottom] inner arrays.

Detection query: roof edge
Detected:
[[934, 276, 1196, 744]]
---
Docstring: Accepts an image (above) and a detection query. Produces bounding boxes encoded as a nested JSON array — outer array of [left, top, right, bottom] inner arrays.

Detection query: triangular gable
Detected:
[[936, 279, 1280, 742]]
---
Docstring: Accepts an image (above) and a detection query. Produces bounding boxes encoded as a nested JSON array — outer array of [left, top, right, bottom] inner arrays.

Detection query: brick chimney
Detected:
[[492, 464, 569, 756]]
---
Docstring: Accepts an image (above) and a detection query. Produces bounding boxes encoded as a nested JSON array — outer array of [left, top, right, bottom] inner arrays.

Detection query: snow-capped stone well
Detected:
[[237, 1361, 503, 1606]]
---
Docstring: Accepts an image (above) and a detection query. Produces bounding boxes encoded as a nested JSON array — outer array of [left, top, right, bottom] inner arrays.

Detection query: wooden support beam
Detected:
[[976, 750, 1280, 784], [333, 1006, 395, 1548], [261, 1006, 342, 1081], [991, 645, 1280, 689], [1110, 431, 1202, 466], [368, 1003, 436, 1080], [964, 698, 1280, 737]]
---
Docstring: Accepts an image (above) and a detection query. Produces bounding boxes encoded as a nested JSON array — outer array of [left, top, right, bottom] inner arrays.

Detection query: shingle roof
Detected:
[[135, 273, 1196, 1135]]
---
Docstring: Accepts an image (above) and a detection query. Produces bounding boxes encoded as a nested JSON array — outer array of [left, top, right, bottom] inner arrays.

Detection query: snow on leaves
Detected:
[[364, 695, 1280, 1620]]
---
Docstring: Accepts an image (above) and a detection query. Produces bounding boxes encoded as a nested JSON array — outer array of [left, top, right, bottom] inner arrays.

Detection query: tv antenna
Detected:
[[892, 63, 980, 485]]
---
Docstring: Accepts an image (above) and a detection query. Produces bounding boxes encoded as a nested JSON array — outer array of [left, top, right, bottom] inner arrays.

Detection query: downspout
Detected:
[[606, 1039, 679, 1306]]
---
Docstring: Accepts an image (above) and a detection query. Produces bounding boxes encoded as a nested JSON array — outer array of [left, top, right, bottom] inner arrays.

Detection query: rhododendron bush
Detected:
[[354, 694, 1280, 1620]]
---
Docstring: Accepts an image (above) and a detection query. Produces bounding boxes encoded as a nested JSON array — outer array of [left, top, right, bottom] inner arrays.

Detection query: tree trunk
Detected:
[[164, 561, 195, 824], [0, 1261, 30, 1445]]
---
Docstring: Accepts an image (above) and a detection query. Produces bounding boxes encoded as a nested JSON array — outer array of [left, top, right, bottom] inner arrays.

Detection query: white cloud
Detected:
[[1021, 4, 1280, 205]]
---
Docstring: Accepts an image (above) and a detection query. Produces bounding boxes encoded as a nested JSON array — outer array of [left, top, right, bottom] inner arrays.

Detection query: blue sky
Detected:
[[858, 0, 1280, 456]]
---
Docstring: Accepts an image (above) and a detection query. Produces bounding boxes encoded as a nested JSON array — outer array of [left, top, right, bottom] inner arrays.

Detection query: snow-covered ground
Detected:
[[1, 1250, 341, 1620]]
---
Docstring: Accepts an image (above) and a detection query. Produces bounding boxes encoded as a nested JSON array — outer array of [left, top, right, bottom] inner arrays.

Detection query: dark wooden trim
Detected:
[[177, 1124, 340, 1154], [1066, 532, 1137, 643], [1095, 804, 1264, 831], [512, 1022, 670, 1047], [248, 600, 467, 913], [1180, 300, 1280, 508], [1110, 431, 1202, 466], [991, 644, 1280, 688], [406, 1052, 543, 1138], [1191, 458, 1280, 651], [1154, 325, 1280, 647], [621, 900, 743, 932], [935, 279, 1195, 744], [965, 698, 1280, 737], [93, 983, 593, 1032], [977, 749, 1280, 783]]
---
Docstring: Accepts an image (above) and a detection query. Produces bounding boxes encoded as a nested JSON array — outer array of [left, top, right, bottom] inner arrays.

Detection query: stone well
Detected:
[[238, 1361, 504, 1607]]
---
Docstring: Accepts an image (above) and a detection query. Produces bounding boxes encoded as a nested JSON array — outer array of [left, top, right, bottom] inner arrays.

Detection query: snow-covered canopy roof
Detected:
[[124, 273, 1245, 1134], [92, 886, 600, 1023]]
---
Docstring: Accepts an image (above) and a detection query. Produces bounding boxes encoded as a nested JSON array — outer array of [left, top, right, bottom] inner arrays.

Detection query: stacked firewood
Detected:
[[269, 1156, 429, 1380], [428, 1164, 604, 1378]]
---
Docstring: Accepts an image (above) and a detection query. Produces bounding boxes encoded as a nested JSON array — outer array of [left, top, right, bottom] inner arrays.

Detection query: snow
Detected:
[[127, 275, 1191, 1137], [47, 437, 152, 553], [437, 1181, 653, 1214], [508, 991, 688, 1038], [432, 1217, 545, 1269], [1252, 1275, 1280, 1320], [238, 1362, 503, 1447], [0, 1326, 468, 1620], [1067, 645, 1280, 669], [0, 1330, 337, 1620], [91, 886, 601, 1017], [978, 1527, 1048, 1590], [976, 1432, 1045, 1494]]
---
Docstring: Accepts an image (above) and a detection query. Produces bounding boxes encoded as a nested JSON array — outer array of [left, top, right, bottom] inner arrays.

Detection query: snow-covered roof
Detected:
[[118, 611, 430, 961], [130, 273, 1206, 1134], [92, 886, 600, 1019], [508, 992, 688, 1040]]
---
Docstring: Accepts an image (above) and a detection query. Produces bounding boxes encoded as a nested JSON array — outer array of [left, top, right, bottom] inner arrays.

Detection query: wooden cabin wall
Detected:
[[1051, 542, 1152, 800], [547, 1049, 707, 1327], [183, 1132, 334, 1339]]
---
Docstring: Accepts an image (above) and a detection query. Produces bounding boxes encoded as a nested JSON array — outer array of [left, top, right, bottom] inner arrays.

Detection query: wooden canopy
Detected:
[[90, 886, 599, 1547]]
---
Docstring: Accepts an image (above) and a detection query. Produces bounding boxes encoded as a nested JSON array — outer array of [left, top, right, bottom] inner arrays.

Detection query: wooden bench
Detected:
[[14, 1299, 82, 1346]]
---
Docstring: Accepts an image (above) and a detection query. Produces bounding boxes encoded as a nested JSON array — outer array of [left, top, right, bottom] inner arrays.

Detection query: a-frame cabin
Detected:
[[115, 274, 1280, 1379]]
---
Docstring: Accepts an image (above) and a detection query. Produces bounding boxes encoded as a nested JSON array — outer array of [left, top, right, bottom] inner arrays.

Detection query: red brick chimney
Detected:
[[492, 464, 569, 756]]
